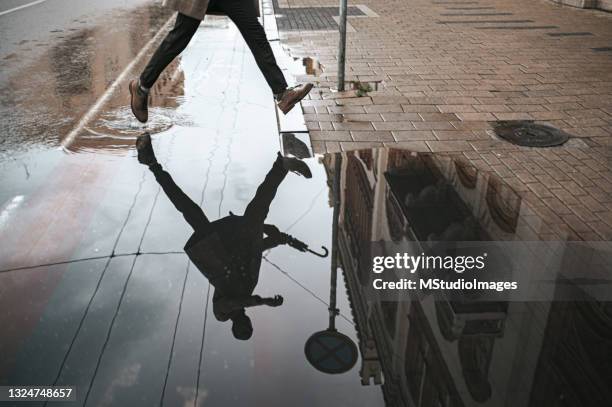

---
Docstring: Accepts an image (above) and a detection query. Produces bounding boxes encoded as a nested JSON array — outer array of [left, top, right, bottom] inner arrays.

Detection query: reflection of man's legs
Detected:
[[243, 156, 288, 224], [215, 0, 288, 95], [140, 13, 201, 89], [149, 163, 210, 232]]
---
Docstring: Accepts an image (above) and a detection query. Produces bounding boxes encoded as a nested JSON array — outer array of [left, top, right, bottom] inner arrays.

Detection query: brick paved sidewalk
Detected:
[[272, 0, 612, 240]]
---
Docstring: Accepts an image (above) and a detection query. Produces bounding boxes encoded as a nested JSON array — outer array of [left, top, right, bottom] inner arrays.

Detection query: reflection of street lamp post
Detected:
[[304, 154, 358, 374]]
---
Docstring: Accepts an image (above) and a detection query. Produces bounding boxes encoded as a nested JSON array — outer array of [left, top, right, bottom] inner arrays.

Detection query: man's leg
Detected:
[[140, 13, 201, 89], [218, 0, 287, 95], [136, 134, 209, 231], [243, 156, 288, 224], [130, 13, 201, 122], [149, 163, 210, 231]]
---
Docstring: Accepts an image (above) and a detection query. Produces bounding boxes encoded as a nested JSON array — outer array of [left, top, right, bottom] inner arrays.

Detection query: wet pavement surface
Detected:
[[1, 2, 611, 407]]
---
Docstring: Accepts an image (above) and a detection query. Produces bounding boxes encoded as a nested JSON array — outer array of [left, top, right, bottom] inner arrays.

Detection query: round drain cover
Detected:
[[493, 121, 570, 147]]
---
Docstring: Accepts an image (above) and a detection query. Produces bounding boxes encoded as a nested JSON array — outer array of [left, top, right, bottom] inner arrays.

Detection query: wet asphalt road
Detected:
[[0, 0, 173, 158]]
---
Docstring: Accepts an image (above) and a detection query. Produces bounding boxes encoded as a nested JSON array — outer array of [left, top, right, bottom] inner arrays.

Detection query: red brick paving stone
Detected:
[[342, 113, 384, 122], [401, 104, 440, 113], [332, 122, 374, 131], [528, 183, 554, 198], [364, 105, 404, 113], [587, 221, 612, 239], [351, 131, 395, 142], [374, 121, 417, 131], [303, 114, 343, 122], [474, 105, 511, 113], [336, 98, 373, 106], [340, 141, 385, 151], [451, 121, 494, 130], [597, 211, 612, 227], [563, 214, 594, 234], [309, 130, 352, 142], [381, 113, 422, 121], [384, 141, 431, 152], [437, 105, 476, 113], [413, 121, 455, 130], [569, 204, 601, 223], [542, 196, 575, 215], [393, 130, 437, 141], [457, 112, 498, 121], [426, 141, 473, 152], [493, 112, 536, 121], [328, 105, 366, 114], [469, 140, 518, 151]]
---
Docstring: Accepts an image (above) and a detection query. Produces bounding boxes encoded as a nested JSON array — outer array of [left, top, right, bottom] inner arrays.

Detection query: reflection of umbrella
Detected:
[[304, 154, 358, 375], [286, 235, 329, 258]]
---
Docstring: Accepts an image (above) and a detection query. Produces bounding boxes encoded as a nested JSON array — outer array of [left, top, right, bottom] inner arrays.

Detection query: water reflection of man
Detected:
[[136, 133, 312, 340]]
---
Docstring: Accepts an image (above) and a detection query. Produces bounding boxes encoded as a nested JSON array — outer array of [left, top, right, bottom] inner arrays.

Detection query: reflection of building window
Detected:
[[381, 301, 398, 338], [485, 177, 521, 234], [404, 305, 464, 407], [458, 337, 494, 402], [386, 190, 405, 242]]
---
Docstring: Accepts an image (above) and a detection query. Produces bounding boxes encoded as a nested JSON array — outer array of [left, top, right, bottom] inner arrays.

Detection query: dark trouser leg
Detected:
[[140, 13, 201, 88], [243, 156, 288, 224], [217, 0, 288, 94], [149, 164, 210, 231]]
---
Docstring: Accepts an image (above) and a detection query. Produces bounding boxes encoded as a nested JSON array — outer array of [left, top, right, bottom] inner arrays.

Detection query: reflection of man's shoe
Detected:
[[282, 133, 311, 159], [136, 133, 157, 166], [279, 153, 312, 178], [129, 79, 149, 123], [276, 83, 314, 114]]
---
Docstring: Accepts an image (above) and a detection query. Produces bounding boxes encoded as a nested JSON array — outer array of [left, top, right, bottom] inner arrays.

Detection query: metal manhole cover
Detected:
[[492, 121, 570, 147]]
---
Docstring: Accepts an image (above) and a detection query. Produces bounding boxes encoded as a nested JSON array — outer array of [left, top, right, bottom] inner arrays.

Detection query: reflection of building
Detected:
[[325, 148, 612, 407]]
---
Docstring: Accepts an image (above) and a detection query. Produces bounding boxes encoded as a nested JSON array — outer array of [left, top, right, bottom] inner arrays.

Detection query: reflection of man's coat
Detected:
[[185, 214, 282, 321]]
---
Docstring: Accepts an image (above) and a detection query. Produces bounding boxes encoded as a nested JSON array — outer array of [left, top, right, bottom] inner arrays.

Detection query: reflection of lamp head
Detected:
[[231, 311, 253, 340]]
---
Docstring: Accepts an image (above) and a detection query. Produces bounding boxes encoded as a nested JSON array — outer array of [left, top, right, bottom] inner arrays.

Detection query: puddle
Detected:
[[2, 144, 611, 407], [302, 57, 324, 76], [347, 79, 382, 93], [0, 3, 173, 159]]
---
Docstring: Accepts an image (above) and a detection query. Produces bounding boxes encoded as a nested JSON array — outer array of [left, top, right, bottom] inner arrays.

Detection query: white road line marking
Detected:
[[60, 15, 176, 150], [0, 0, 48, 17]]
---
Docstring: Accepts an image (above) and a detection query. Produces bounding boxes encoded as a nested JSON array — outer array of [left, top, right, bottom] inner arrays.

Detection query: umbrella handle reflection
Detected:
[[307, 246, 329, 258]]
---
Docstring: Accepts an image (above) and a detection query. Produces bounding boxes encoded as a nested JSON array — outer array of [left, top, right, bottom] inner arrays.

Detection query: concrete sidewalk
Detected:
[[273, 0, 612, 240]]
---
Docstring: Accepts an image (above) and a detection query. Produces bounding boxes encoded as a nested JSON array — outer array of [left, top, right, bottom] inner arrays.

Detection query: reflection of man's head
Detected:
[[231, 311, 253, 340]]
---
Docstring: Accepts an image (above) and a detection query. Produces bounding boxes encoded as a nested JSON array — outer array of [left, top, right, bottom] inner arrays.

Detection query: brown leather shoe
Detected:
[[276, 83, 313, 114], [129, 79, 148, 123]]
